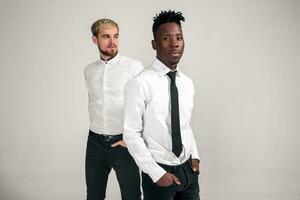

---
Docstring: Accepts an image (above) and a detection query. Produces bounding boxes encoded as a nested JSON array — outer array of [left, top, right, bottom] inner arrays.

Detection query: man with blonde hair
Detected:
[[84, 18, 143, 200]]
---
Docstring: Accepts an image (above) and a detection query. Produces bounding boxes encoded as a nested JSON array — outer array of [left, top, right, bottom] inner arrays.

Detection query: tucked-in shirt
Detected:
[[85, 54, 143, 135], [123, 58, 200, 182]]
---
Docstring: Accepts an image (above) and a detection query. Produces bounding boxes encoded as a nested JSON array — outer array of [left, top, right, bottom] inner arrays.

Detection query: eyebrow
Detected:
[[100, 33, 119, 37], [162, 33, 182, 36]]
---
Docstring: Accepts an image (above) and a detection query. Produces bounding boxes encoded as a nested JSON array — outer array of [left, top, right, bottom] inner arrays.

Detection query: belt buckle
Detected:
[[107, 135, 113, 142], [104, 134, 114, 142]]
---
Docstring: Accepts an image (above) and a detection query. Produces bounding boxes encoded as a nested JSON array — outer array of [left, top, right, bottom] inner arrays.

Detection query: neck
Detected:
[[168, 64, 177, 71], [156, 57, 177, 70]]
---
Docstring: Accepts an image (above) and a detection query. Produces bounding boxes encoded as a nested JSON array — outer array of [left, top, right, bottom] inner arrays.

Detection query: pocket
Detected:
[[113, 144, 128, 152], [154, 182, 175, 193], [142, 172, 174, 189]]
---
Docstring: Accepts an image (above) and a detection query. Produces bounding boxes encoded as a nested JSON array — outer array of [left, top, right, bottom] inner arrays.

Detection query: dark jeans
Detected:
[[85, 131, 141, 200], [142, 159, 200, 200]]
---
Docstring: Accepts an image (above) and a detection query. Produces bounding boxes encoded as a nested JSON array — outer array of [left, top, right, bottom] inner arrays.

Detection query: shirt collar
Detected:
[[152, 58, 182, 77], [99, 53, 120, 65]]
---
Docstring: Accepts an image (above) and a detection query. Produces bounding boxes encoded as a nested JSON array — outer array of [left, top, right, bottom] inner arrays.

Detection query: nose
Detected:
[[170, 38, 179, 47], [109, 37, 115, 44], [109, 38, 117, 47]]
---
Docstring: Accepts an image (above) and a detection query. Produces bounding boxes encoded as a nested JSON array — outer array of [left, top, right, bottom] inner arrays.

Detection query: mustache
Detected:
[[108, 44, 117, 48]]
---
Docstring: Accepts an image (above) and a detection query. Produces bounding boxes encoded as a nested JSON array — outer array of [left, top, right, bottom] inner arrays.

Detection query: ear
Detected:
[[151, 40, 156, 50], [92, 36, 98, 45]]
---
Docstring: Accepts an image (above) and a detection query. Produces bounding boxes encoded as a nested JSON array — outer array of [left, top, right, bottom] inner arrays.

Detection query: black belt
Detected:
[[157, 157, 192, 173], [89, 130, 123, 142]]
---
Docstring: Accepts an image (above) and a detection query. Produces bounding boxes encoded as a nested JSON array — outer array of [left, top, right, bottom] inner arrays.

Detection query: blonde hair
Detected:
[[91, 18, 119, 36]]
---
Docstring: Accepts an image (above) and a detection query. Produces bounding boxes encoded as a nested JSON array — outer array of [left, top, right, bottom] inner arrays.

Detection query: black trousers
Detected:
[[85, 131, 141, 200], [142, 159, 200, 200]]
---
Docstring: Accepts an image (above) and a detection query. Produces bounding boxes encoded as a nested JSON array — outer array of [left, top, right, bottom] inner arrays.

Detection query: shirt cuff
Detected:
[[147, 164, 166, 183], [191, 153, 200, 163]]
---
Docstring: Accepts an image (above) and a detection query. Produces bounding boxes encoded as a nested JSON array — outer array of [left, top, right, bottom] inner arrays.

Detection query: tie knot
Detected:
[[167, 71, 177, 85]]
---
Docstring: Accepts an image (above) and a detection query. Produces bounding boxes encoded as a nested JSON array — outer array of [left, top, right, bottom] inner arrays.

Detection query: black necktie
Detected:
[[167, 71, 182, 157]]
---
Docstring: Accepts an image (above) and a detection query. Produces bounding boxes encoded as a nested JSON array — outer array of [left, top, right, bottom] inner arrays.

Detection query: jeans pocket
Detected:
[[155, 182, 174, 188], [154, 182, 175, 193]]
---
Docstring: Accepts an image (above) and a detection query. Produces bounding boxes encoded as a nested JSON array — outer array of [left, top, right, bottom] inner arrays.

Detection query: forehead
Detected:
[[99, 25, 119, 35], [156, 22, 182, 36]]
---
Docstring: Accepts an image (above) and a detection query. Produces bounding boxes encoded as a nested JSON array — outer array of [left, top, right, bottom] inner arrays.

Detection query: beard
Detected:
[[98, 45, 118, 58]]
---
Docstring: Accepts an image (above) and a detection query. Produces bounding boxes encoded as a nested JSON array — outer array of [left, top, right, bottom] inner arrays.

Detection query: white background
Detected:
[[0, 0, 299, 199]]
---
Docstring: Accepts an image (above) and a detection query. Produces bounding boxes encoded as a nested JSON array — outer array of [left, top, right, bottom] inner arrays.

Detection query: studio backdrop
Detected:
[[0, 0, 299, 199]]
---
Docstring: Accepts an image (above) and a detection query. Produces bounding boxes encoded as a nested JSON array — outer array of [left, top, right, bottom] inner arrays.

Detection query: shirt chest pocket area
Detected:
[[149, 88, 193, 116], [179, 93, 193, 109], [88, 71, 131, 96], [108, 71, 133, 94], [178, 92, 193, 120], [150, 94, 170, 115]]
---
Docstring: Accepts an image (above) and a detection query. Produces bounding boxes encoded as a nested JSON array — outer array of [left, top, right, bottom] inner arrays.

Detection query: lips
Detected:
[[169, 51, 181, 57]]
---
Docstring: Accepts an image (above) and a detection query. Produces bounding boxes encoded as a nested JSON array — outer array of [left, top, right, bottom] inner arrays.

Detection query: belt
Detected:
[[89, 130, 123, 142], [157, 157, 192, 173]]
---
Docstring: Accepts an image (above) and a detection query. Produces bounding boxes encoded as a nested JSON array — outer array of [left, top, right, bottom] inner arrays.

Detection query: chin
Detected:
[[170, 60, 180, 65]]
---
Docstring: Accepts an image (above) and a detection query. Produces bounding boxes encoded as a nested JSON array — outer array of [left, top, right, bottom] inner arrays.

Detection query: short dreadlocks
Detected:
[[152, 10, 185, 37]]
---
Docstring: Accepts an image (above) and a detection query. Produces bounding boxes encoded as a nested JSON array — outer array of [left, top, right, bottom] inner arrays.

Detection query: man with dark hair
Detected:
[[123, 10, 200, 200], [85, 18, 143, 200]]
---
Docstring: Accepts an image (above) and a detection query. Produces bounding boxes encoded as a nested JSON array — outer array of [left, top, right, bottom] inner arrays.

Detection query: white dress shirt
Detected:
[[123, 58, 200, 182], [85, 54, 143, 135]]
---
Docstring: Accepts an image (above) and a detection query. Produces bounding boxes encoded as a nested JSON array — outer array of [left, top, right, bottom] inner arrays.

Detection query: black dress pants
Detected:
[[142, 158, 200, 200], [85, 131, 141, 200]]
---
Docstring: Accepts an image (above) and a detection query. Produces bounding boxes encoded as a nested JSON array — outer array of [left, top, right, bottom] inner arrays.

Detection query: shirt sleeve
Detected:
[[190, 81, 200, 161], [131, 61, 144, 77], [84, 67, 91, 93], [190, 130, 200, 161], [123, 78, 166, 182]]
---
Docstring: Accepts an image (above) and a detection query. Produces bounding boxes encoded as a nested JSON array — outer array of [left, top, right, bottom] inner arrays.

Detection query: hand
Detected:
[[156, 172, 180, 187], [191, 159, 200, 173], [111, 140, 127, 148]]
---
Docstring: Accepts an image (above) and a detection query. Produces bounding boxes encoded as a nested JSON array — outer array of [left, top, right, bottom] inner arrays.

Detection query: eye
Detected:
[[162, 36, 170, 41], [114, 34, 119, 39], [177, 36, 183, 41], [102, 35, 109, 39]]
